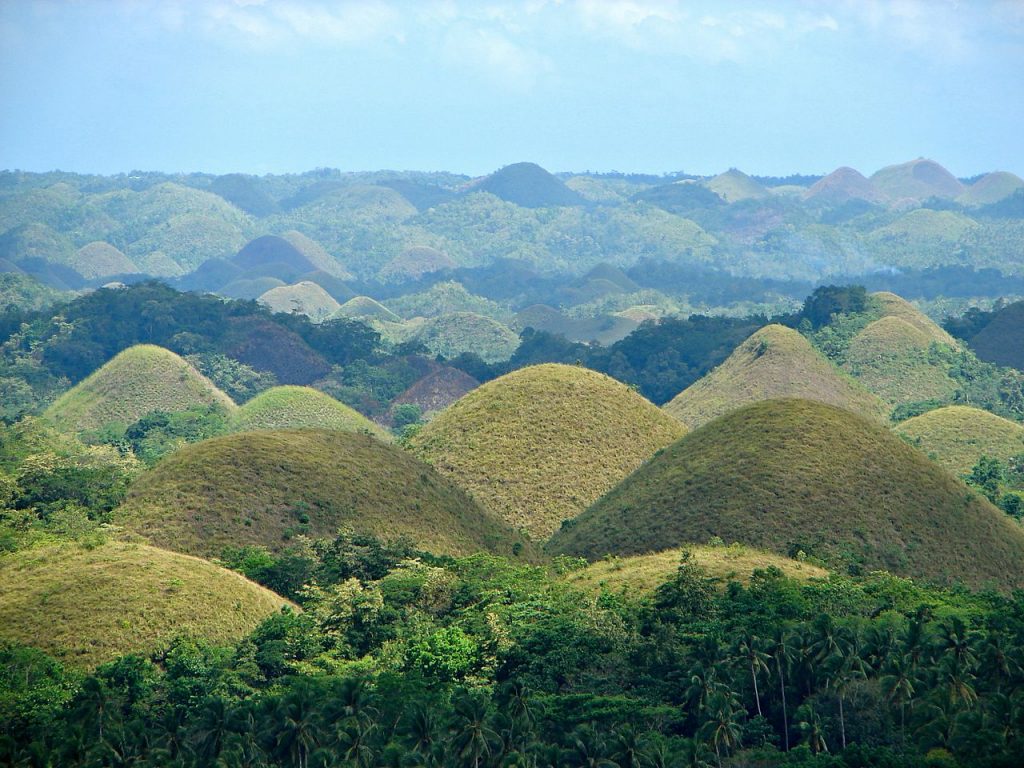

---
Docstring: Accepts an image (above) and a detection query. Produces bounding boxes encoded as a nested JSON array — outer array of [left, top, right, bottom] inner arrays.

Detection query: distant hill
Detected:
[[631, 180, 725, 215], [469, 162, 586, 208], [280, 229, 353, 280], [0, 540, 290, 668], [873, 292, 960, 346], [175, 257, 244, 292], [258, 281, 342, 322], [957, 172, 1024, 207], [391, 366, 480, 420], [220, 316, 331, 385], [70, 241, 140, 280], [378, 246, 455, 283], [116, 429, 529, 559], [512, 304, 639, 346], [548, 399, 1024, 591], [231, 386, 389, 439], [968, 300, 1024, 370], [897, 405, 1024, 475], [701, 169, 769, 203], [870, 159, 965, 201], [220, 276, 286, 300], [409, 363, 686, 540], [335, 296, 402, 322], [45, 344, 236, 433], [413, 311, 520, 363], [664, 324, 888, 428], [0, 222, 75, 266], [230, 235, 318, 282], [804, 167, 886, 205]]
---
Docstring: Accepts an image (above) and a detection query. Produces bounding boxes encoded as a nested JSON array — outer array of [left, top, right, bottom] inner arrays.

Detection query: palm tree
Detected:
[[404, 703, 440, 763], [880, 655, 917, 744], [697, 692, 743, 768], [769, 626, 796, 751], [797, 705, 828, 754], [732, 632, 770, 717], [272, 684, 322, 768], [609, 725, 652, 768], [190, 697, 232, 764], [561, 723, 616, 768], [450, 691, 499, 768]]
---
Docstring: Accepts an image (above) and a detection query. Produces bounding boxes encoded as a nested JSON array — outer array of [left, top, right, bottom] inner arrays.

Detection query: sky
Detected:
[[1, 0, 1022, 178]]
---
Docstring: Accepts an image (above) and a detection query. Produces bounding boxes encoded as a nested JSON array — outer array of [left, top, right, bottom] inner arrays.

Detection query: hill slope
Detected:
[[664, 324, 888, 428], [0, 540, 290, 668], [45, 345, 236, 432], [896, 405, 1024, 475], [409, 364, 687, 539], [701, 169, 768, 202], [258, 281, 342, 322], [413, 311, 520, 363], [116, 429, 527, 558], [873, 292, 960, 346], [470, 162, 586, 208], [548, 399, 1024, 591], [231, 385, 389, 439], [392, 366, 480, 420], [804, 167, 886, 205], [870, 159, 964, 201], [969, 300, 1024, 370], [957, 172, 1024, 207]]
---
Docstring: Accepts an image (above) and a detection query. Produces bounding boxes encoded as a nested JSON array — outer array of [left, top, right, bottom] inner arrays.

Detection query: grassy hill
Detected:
[[804, 167, 886, 205], [335, 296, 402, 322], [969, 300, 1024, 370], [231, 385, 389, 439], [870, 159, 964, 200], [0, 540, 291, 668], [230, 234, 318, 281], [664, 324, 888, 428], [115, 429, 528, 559], [258, 281, 342, 322], [220, 276, 286, 300], [470, 162, 586, 208], [70, 241, 140, 280], [873, 292, 960, 346], [378, 246, 455, 283], [409, 364, 687, 540], [413, 311, 520, 363], [564, 544, 829, 597], [896, 405, 1024, 475], [868, 210, 979, 265], [280, 229, 353, 279], [391, 366, 480, 420], [45, 345, 236, 433], [548, 398, 1024, 591], [957, 172, 1024, 207], [701, 169, 768, 203]]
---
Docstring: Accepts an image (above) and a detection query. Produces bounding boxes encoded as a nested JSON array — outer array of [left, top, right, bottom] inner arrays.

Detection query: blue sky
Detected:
[[1, 0, 1022, 178]]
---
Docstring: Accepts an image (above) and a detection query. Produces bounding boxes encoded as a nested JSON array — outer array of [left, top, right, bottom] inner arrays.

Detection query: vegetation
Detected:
[[258, 282, 342, 323], [230, 386, 389, 439], [549, 398, 1024, 590], [409, 363, 686, 539], [412, 312, 520, 364], [896, 405, 1024, 476], [958, 300, 1024, 370]]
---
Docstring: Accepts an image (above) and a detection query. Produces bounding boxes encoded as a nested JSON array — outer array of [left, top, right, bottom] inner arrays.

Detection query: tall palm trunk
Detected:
[[751, 660, 762, 717], [777, 656, 789, 750], [838, 693, 846, 750]]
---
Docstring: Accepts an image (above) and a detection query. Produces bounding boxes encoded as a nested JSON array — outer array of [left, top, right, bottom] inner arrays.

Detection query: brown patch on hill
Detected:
[[219, 316, 331, 385], [804, 167, 887, 205], [392, 366, 480, 420]]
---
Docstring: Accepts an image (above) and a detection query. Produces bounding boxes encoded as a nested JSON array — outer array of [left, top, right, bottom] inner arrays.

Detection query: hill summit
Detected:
[[471, 162, 586, 208], [870, 158, 964, 201], [896, 405, 1024, 476], [231, 385, 389, 439]]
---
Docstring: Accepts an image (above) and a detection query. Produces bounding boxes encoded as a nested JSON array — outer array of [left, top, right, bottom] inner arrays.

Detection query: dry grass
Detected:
[[231, 386, 390, 439], [335, 296, 402, 322], [412, 311, 520, 364], [871, 292, 960, 347], [70, 241, 140, 279], [897, 405, 1024, 475], [258, 281, 341, 322], [701, 169, 768, 203]]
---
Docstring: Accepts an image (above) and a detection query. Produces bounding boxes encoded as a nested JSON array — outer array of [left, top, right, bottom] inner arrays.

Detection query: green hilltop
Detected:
[[896, 405, 1024, 476], [230, 385, 390, 439], [412, 311, 520, 363], [548, 398, 1024, 591], [115, 428, 529, 559], [701, 169, 768, 203], [258, 280, 342, 322], [409, 363, 687, 540], [44, 344, 236, 433], [869, 158, 964, 201], [0, 540, 291, 668], [664, 324, 888, 429], [335, 296, 402, 322], [957, 171, 1024, 207], [69, 241, 140, 280]]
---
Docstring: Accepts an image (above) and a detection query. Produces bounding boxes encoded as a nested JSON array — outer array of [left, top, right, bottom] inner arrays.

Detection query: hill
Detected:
[[564, 544, 829, 597], [548, 399, 1024, 591], [231, 385, 389, 439], [957, 172, 1024, 207], [44, 345, 236, 433], [115, 429, 528, 558], [664, 324, 888, 428], [69, 241, 140, 280], [230, 235, 318, 281], [391, 366, 480, 420], [378, 246, 455, 283], [412, 311, 520, 363], [803, 167, 886, 205], [409, 364, 687, 540], [870, 159, 965, 201], [470, 162, 586, 208], [279, 229, 353, 279], [896, 405, 1024, 475], [258, 281, 342, 322], [220, 276, 286, 300], [335, 296, 402, 322], [0, 540, 290, 668], [872, 291, 960, 346], [968, 300, 1024, 370], [701, 169, 768, 203]]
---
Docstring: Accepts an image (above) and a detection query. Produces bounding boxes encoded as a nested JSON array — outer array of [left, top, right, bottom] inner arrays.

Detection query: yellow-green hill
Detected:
[[231, 386, 389, 440], [870, 159, 964, 201], [115, 429, 528, 559], [564, 545, 829, 597], [45, 345, 236, 433], [872, 292, 960, 347], [664, 324, 888, 428], [70, 241, 140, 279], [701, 169, 768, 203], [896, 405, 1024, 476], [258, 281, 342, 322], [335, 296, 402, 322], [412, 312, 520, 363], [280, 229, 353, 280], [0, 540, 291, 668], [548, 399, 1024, 591], [957, 171, 1024, 207], [409, 364, 687, 540]]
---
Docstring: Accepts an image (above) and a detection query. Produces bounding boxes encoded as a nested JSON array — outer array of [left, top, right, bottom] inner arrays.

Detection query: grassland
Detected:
[[957, 172, 1024, 207], [70, 241, 140, 279], [45, 345, 237, 433], [413, 311, 520, 363], [258, 281, 342, 322], [231, 385, 390, 439], [869, 159, 964, 200], [409, 364, 687, 540], [701, 169, 768, 202], [116, 429, 530, 559], [896, 405, 1024, 475], [0, 540, 291, 668], [664, 324, 888, 428], [548, 398, 1024, 591], [563, 544, 829, 597], [335, 296, 402, 322], [872, 292, 960, 347]]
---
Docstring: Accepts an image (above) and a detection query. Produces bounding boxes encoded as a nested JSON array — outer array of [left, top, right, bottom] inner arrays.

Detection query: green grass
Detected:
[[872, 292, 961, 347], [869, 159, 964, 200], [664, 324, 888, 429], [45, 345, 237, 433], [548, 398, 1024, 591], [412, 311, 520, 363], [969, 300, 1024, 370], [258, 281, 342, 322], [384, 281, 512, 323], [0, 540, 292, 668], [378, 246, 455, 282], [335, 296, 402, 322], [701, 169, 768, 203], [392, 366, 480, 420], [69, 241, 140, 279], [115, 428, 530, 559], [231, 385, 390, 439], [896, 405, 1024, 476], [957, 172, 1024, 207], [280, 229, 353, 279], [563, 544, 829, 597], [409, 363, 687, 540]]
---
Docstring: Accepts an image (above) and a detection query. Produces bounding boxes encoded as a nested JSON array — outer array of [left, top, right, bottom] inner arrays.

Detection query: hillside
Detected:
[[870, 158, 965, 200], [803, 167, 886, 205], [230, 234, 317, 280], [470, 162, 586, 208], [701, 169, 768, 202], [412, 311, 520, 363], [548, 399, 1024, 591], [957, 172, 1024, 207], [279, 229, 353, 279], [0, 540, 290, 668], [391, 366, 480, 420], [335, 296, 402, 322], [378, 245, 455, 282], [872, 291, 960, 346], [69, 241, 140, 280], [115, 429, 528, 558], [409, 363, 687, 539], [896, 405, 1024, 475], [664, 324, 888, 428], [44, 345, 236, 433], [231, 385, 389, 439], [969, 300, 1024, 370], [258, 280, 342, 322]]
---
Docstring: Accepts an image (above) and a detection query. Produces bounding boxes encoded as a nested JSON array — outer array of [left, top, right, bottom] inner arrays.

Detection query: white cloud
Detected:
[[442, 24, 552, 90]]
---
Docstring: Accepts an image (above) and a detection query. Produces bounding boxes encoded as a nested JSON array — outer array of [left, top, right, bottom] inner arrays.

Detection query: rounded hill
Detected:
[[872, 292, 959, 347], [896, 406, 1024, 476], [701, 169, 768, 203], [803, 167, 886, 205], [231, 386, 389, 439], [969, 300, 1024, 370], [230, 235, 318, 281], [664, 324, 888, 428], [335, 296, 402, 322], [115, 429, 527, 559], [70, 241, 140, 280], [870, 159, 964, 201], [413, 312, 519, 363], [408, 364, 687, 540], [258, 281, 342, 322], [379, 246, 455, 283], [391, 366, 480, 420], [280, 229, 353, 279], [957, 172, 1024, 207], [0, 540, 291, 668], [548, 399, 1024, 591], [45, 345, 236, 433], [470, 162, 586, 208]]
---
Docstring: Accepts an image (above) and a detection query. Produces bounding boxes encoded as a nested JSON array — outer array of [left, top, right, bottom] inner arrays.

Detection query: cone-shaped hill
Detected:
[[413, 312, 520, 364], [896, 406, 1024, 476], [258, 281, 342, 322], [335, 296, 402, 322], [969, 300, 1024, 370], [664, 325, 888, 429], [408, 364, 687, 540], [870, 159, 964, 201], [548, 399, 1024, 591], [379, 246, 455, 282], [70, 241, 141, 280], [392, 366, 480, 420], [280, 229, 353, 279], [115, 429, 529, 559], [0, 540, 292, 668], [231, 386, 390, 439], [701, 169, 768, 203], [873, 292, 960, 347], [470, 162, 586, 208], [803, 167, 886, 205], [230, 235, 318, 281], [45, 345, 236, 433], [957, 172, 1024, 207]]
